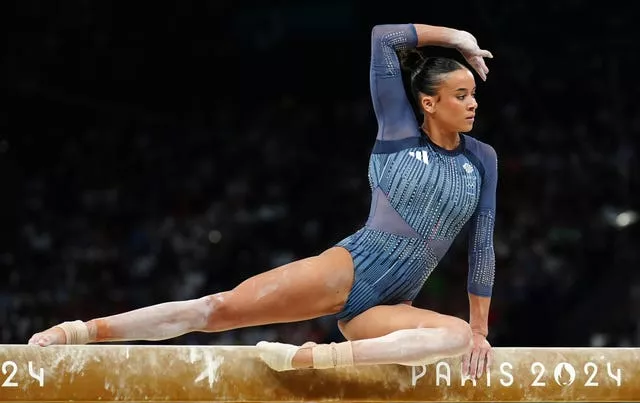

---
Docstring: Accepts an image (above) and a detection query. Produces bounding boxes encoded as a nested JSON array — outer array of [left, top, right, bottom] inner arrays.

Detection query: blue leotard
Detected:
[[335, 24, 498, 322]]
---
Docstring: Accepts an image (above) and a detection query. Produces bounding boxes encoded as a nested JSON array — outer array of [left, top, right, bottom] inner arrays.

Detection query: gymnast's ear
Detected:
[[419, 93, 436, 114]]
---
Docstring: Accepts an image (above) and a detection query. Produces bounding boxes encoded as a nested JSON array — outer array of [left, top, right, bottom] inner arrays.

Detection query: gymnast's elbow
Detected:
[[370, 24, 414, 52], [371, 24, 398, 42]]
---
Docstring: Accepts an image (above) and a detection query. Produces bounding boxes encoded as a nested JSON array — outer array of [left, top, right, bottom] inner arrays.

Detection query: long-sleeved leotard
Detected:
[[335, 24, 497, 322]]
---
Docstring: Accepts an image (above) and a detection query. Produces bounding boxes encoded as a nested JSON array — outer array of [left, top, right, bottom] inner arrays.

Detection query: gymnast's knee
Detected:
[[199, 292, 236, 332], [440, 319, 474, 355], [407, 318, 472, 356]]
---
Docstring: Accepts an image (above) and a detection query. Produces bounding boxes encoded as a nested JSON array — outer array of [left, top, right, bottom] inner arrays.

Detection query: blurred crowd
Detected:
[[2, 1, 638, 348]]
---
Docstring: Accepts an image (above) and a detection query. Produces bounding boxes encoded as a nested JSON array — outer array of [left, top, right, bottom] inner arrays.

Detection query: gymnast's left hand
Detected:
[[462, 332, 493, 379]]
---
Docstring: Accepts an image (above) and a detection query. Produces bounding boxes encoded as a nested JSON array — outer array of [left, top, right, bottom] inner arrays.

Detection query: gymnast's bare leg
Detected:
[[28, 246, 471, 371], [29, 246, 355, 345], [290, 303, 473, 369]]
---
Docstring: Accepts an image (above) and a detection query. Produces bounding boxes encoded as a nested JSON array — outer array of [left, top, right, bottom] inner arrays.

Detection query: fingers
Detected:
[[462, 351, 471, 377], [486, 347, 494, 373], [484, 348, 493, 376], [469, 59, 486, 81], [476, 348, 494, 379], [473, 56, 490, 82], [466, 50, 492, 81], [462, 346, 494, 380], [469, 347, 480, 378], [480, 49, 494, 59], [479, 58, 490, 77], [476, 351, 486, 378], [476, 69, 487, 82]]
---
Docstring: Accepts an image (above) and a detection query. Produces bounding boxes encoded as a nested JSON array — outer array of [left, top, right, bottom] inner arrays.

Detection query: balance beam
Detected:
[[0, 345, 637, 402]]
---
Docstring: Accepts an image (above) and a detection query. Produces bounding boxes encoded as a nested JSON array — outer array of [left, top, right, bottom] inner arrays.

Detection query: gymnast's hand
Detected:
[[462, 332, 493, 380], [450, 30, 493, 82]]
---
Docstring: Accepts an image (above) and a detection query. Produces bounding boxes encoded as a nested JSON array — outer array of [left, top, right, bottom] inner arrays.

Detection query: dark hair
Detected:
[[398, 49, 467, 116]]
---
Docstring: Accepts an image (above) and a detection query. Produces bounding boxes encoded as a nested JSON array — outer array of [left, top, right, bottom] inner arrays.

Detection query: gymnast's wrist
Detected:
[[471, 328, 488, 338], [445, 28, 466, 49]]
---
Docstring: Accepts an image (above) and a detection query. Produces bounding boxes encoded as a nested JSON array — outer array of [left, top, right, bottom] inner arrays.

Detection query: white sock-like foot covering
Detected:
[[312, 342, 354, 369], [256, 341, 299, 372], [55, 320, 90, 345]]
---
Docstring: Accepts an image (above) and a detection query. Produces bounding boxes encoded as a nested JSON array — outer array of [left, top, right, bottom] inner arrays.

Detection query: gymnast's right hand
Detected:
[[449, 30, 493, 81], [28, 327, 66, 346]]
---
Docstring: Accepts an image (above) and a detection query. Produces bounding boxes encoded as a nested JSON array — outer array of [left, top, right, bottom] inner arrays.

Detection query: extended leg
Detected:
[[28, 247, 355, 346]]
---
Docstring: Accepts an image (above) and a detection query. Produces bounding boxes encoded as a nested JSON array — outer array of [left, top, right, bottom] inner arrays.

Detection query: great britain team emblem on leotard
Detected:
[[463, 162, 474, 173]]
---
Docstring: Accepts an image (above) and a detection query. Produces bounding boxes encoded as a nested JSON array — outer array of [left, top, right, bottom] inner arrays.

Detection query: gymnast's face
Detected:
[[421, 68, 478, 133]]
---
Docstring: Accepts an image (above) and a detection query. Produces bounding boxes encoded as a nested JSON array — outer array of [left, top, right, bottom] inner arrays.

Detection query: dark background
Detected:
[[2, 0, 638, 348]]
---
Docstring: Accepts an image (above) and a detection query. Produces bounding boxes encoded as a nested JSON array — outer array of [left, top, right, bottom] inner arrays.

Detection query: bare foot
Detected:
[[28, 327, 66, 346]]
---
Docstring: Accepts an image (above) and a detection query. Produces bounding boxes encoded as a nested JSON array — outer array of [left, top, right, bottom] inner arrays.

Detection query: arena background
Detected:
[[2, 0, 638, 350]]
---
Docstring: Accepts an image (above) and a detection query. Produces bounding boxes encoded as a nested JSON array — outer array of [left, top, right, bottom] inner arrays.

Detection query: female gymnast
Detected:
[[29, 23, 497, 380]]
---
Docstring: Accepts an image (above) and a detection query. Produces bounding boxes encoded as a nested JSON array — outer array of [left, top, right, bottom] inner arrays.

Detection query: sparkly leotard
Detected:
[[335, 24, 498, 322]]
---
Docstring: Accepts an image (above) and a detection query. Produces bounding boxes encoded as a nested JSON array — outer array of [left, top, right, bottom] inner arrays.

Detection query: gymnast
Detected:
[[29, 23, 497, 380]]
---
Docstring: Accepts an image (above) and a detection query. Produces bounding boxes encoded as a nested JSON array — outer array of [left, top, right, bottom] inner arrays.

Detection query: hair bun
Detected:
[[397, 49, 426, 73]]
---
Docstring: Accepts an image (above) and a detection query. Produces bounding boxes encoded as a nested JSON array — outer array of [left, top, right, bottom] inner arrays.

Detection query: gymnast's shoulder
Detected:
[[462, 134, 497, 162]]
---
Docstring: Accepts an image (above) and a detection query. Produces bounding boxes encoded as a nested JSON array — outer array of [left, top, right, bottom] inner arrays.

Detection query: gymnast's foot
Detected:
[[256, 341, 316, 371], [28, 327, 67, 346]]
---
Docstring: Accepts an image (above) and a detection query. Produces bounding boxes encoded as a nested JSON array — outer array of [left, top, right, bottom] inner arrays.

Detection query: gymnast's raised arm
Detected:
[[369, 24, 466, 142], [369, 24, 491, 144]]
